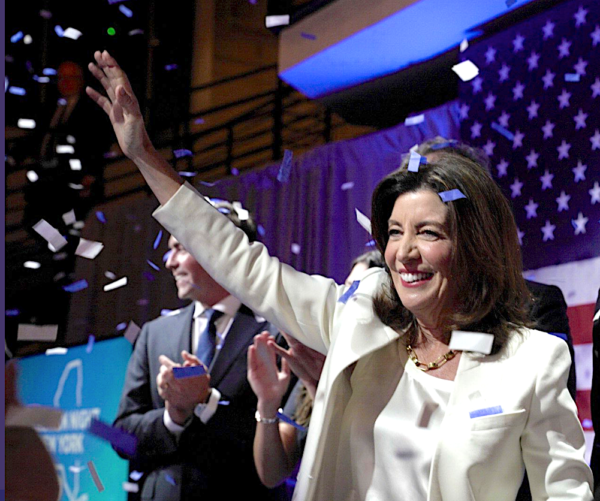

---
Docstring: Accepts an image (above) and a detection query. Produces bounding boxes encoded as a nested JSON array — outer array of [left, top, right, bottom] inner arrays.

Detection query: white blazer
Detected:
[[154, 182, 593, 501]]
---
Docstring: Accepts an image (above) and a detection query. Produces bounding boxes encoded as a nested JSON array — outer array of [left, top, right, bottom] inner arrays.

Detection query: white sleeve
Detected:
[[154, 182, 341, 355]]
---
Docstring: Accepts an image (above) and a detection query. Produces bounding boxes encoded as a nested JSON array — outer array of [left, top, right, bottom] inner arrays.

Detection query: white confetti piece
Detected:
[[459, 38, 469, 52], [104, 277, 128, 292], [232, 202, 249, 221], [66, 135, 76, 144], [449, 330, 494, 354], [341, 182, 354, 191], [404, 114, 424, 126], [265, 14, 290, 28], [56, 144, 74, 154], [291, 243, 301, 255], [23, 261, 41, 269], [124, 321, 141, 344], [33, 219, 68, 251], [452, 60, 479, 82], [17, 323, 59, 341], [123, 482, 139, 493], [26, 170, 39, 182], [5, 405, 63, 429], [46, 347, 68, 355], [17, 118, 36, 129], [409, 144, 419, 152], [63, 27, 83, 40], [62, 209, 76, 226], [69, 158, 82, 170], [87, 461, 105, 492], [355, 209, 372, 234], [105, 271, 117, 280], [68, 183, 84, 190], [24, 34, 33, 45], [76, 238, 104, 260], [69, 465, 87, 473]]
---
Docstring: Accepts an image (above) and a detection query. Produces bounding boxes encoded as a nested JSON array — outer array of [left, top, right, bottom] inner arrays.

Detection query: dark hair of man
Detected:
[[212, 200, 258, 243], [351, 250, 386, 271], [370, 138, 532, 353]]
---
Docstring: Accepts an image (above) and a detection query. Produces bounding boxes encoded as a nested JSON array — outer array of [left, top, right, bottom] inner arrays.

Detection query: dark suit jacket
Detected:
[[114, 303, 287, 501]]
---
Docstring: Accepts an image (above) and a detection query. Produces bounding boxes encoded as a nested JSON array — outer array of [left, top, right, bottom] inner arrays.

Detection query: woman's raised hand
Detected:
[[86, 50, 152, 160]]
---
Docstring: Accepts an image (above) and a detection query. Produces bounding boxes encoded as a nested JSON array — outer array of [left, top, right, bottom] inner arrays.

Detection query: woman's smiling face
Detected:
[[384, 189, 456, 327]]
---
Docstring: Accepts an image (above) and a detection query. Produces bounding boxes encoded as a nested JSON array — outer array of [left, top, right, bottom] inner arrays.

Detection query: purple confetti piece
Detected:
[[119, 4, 133, 17], [39, 9, 53, 19], [142, 272, 155, 282], [257, 224, 266, 237], [582, 418, 593, 429], [365, 239, 376, 247], [130, 471, 144, 481], [6, 309, 20, 316], [179, 171, 197, 177], [199, 180, 218, 187], [301, 32, 316, 40], [218, 400, 230, 406], [116, 322, 128, 331], [430, 140, 458, 150], [291, 243, 301, 255], [231, 168, 239, 176], [469, 406, 503, 418], [564, 73, 580, 82], [338, 280, 360, 304], [439, 189, 467, 202], [153, 230, 163, 250], [96, 211, 107, 223], [491, 122, 515, 141], [8, 87, 26, 96], [173, 149, 192, 158], [165, 475, 176, 486], [103, 150, 118, 158], [277, 150, 293, 183], [89, 418, 137, 456], [276, 411, 307, 432], [194, 117, 205, 124], [147, 260, 160, 271], [548, 332, 568, 342], [43, 68, 57, 76], [173, 365, 207, 379], [136, 298, 149, 306], [164, 64, 178, 71], [54, 25, 64, 37], [63, 279, 89, 293], [407, 151, 427, 172], [341, 182, 354, 191], [86, 335, 95, 353]]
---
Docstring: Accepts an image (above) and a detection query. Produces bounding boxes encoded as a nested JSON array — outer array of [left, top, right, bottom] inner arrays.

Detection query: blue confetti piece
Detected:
[[163, 249, 173, 263], [231, 168, 239, 176], [277, 411, 307, 432], [469, 405, 503, 418], [142, 272, 155, 282], [173, 365, 207, 379], [43, 68, 57, 76], [582, 418, 593, 429], [218, 400, 230, 406], [63, 279, 89, 293], [6, 309, 20, 316], [438, 189, 467, 202], [491, 122, 515, 141], [194, 118, 205, 124], [153, 230, 163, 250], [130, 471, 143, 481], [165, 475, 176, 486], [11, 31, 24, 43], [116, 322, 128, 331], [199, 180, 218, 187], [161, 309, 176, 316], [55, 25, 64, 37], [365, 239, 376, 247], [430, 140, 458, 150], [277, 150, 293, 183], [549, 332, 568, 342], [301, 32, 316, 40], [8, 87, 26, 96], [338, 280, 360, 304], [179, 171, 197, 177], [564, 73, 580, 82], [119, 4, 133, 17], [147, 260, 160, 271], [173, 149, 192, 158], [164, 64, 178, 71], [58, 97, 67, 106], [95, 211, 106, 223], [89, 418, 137, 456], [86, 335, 95, 354], [257, 224, 266, 237]]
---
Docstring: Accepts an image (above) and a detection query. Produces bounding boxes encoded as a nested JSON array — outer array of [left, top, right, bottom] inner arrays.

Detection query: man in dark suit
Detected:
[[114, 200, 287, 501]]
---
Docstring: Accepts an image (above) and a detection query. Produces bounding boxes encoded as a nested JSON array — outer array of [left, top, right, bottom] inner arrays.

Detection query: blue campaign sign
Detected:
[[17, 337, 132, 501]]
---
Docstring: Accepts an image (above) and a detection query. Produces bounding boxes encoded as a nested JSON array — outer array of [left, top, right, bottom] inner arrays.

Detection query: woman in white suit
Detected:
[[87, 50, 594, 501]]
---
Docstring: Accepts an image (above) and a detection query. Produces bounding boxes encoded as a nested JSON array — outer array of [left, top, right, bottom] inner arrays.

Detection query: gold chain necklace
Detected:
[[406, 344, 456, 372]]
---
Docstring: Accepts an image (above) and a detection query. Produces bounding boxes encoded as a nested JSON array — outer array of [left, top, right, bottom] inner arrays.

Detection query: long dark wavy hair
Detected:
[[371, 138, 532, 353]]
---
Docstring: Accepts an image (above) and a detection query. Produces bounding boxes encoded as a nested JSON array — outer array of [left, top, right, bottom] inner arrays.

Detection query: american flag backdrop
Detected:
[[458, 0, 599, 461]]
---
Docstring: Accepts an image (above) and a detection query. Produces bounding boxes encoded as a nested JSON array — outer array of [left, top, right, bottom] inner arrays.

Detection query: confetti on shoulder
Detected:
[[277, 149, 293, 183], [338, 280, 360, 304], [438, 189, 467, 203]]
